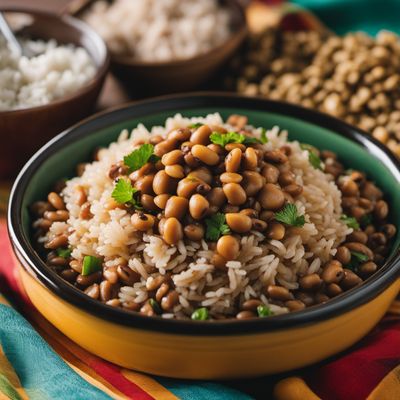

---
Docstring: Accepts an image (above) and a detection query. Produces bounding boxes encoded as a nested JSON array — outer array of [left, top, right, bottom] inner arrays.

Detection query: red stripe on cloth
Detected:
[[0, 223, 30, 304], [304, 319, 400, 400]]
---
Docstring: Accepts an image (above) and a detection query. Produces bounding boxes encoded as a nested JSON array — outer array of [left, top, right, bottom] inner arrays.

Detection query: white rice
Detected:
[[0, 37, 96, 111], [45, 113, 352, 319], [83, 0, 231, 61]]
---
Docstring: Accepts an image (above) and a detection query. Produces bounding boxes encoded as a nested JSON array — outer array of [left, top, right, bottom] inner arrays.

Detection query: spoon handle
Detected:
[[0, 12, 23, 56]]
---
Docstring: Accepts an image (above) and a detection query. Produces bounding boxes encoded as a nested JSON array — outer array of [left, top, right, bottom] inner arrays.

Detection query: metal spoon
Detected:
[[0, 11, 35, 57]]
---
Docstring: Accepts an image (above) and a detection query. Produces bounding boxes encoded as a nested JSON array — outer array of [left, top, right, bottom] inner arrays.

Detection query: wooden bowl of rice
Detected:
[[8, 93, 400, 379], [0, 9, 109, 179], [71, 0, 247, 96]]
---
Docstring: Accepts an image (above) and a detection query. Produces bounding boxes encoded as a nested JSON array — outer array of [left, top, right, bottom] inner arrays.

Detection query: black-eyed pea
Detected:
[[140, 194, 158, 212], [299, 273, 322, 291], [45, 234, 68, 249], [189, 194, 209, 220], [266, 221, 285, 240], [163, 217, 183, 245], [85, 284, 100, 299], [264, 150, 288, 164], [48, 192, 65, 210], [225, 148, 242, 172], [131, 213, 155, 231], [165, 164, 185, 178], [161, 149, 184, 166], [236, 310, 256, 320], [190, 125, 212, 145], [321, 260, 344, 284], [261, 163, 280, 183], [177, 177, 204, 198], [359, 261, 378, 277], [243, 147, 258, 170], [188, 167, 213, 184], [348, 230, 368, 244], [374, 200, 389, 220], [266, 285, 293, 301], [220, 172, 243, 184], [284, 184, 303, 197], [278, 171, 295, 186], [241, 299, 262, 311], [225, 213, 252, 233], [117, 265, 140, 285], [184, 152, 200, 168], [152, 171, 177, 195], [135, 174, 155, 195], [258, 183, 285, 210], [344, 242, 374, 260], [326, 283, 343, 297], [207, 187, 226, 207], [167, 128, 191, 142], [211, 253, 228, 270], [184, 224, 205, 241], [341, 269, 363, 290], [242, 171, 264, 197], [335, 246, 351, 265], [240, 208, 258, 218], [165, 196, 189, 219], [216, 235, 240, 260], [285, 300, 305, 311], [191, 144, 220, 166], [223, 183, 247, 205], [381, 224, 396, 239], [207, 144, 225, 156], [251, 218, 268, 232], [153, 194, 171, 209]]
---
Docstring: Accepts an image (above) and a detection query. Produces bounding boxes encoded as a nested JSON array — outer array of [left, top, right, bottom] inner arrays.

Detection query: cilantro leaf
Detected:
[[189, 122, 203, 129], [82, 255, 102, 276], [340, 214, 360, 230], [300, 143, 323, 170], [149, 298, 162, 314], [257, 304, 273, 317], [346, 250, 369, 272], [274, 204, 305, 227], [111, 179, 140, 208], [123, 143, 158, 172], [260, 128, 268, 144], [57, 247, 72, 259], [205, 213, 230, 241], [210, 131, 245, 147]]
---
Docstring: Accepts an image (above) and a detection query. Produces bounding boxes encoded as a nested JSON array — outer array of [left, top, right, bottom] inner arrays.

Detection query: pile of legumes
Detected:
[[0, 37, 96, 111], [226, 28, 400, 157], [32, 113, 396, 320], [82, 0, 231, 62]]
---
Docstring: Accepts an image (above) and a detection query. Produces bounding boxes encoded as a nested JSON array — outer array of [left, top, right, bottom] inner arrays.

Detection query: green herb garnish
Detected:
[[191, 307, 209, 320], [274, 204, 305, 227], [149, 299, 162, 314], [360, 213, 372, 227], [205, 213, 230, 241], [210, 131, 262, 147], [257, 304, 273, 317], [300, 143, 323, 170], [123, 143, 159, 172], [340, 214, 360, 230], [111, 179, 141, 208], [346, 250, 369, 272], [260, 128, 268, 144], [210, 131, 245, 147], [56, 247, 72, 259], [82, 255, 102, 276], [189, 122, 203, 129]]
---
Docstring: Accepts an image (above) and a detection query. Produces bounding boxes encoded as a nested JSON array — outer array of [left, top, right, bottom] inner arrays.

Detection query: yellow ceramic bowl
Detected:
[[8, 94, 400, 379]]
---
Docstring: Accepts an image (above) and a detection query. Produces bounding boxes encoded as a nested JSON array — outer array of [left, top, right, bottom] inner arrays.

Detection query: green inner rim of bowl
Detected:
[[22, 107, 400, 258]]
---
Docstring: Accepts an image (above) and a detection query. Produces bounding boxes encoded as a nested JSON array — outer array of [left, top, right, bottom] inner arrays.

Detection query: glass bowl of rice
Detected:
[[0, 9, 109, 178], [8, 93, 400, 379]]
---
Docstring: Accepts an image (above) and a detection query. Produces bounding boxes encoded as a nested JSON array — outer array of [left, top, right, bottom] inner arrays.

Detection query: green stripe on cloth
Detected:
[[0, 304, 112, 400], [0, 373, 22, 400], [159, 378, 253, 400]]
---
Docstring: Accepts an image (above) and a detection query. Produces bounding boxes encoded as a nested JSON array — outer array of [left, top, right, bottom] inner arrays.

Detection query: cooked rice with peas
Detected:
[[32, 113, 396, 320]]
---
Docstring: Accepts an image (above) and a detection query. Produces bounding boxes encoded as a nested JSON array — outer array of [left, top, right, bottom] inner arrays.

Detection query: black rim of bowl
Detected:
[[8, 92, 400, 335]]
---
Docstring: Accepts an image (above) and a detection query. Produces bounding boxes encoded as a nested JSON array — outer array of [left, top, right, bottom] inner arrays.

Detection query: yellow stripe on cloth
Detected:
[[274, 377, 321, 400], [122, 370, 179, 400], [367, 365, 400, 400], [0, 338, 29, 400]]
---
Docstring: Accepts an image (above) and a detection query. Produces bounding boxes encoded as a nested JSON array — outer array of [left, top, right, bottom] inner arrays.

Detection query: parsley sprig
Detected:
[[340, 214, 360, 230], [274, 204, 305, 227], [300, 143, 323, 170], [82, 255, 102, 276], [189, 122, 203, 129], [257, 304, 273, 317], [260, 128, 268, 144], [205, 213, 230, 241], [191, 307, 209, 320], [57, 247, 72, 259], [210, 131, 262, 147], [123, 143, 159, 173], [111, 179, 141, 208]]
